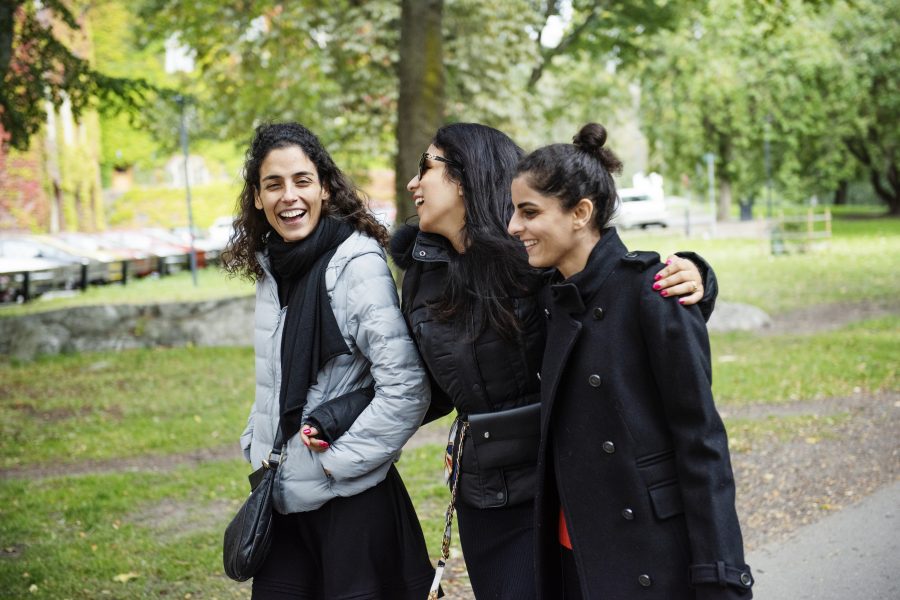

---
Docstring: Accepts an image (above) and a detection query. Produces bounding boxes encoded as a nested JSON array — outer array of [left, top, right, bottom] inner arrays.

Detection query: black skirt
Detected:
[[251, 465, 435, 600]]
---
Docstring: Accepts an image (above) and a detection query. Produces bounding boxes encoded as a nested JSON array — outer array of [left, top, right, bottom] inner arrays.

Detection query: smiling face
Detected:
[[254, 145, 328, 242], [406, 144, 467, 251]]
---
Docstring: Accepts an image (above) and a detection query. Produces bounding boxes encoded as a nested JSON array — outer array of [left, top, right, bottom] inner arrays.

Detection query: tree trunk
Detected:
[[833, 179, 848, 205], [394, 0, 444, 229]]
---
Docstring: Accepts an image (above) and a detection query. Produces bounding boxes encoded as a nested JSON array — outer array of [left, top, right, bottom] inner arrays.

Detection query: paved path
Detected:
[[746, 479, 900, 599]]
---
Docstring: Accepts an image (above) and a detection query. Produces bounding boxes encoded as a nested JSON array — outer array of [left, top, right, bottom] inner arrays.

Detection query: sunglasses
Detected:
[[418, 152, 463, 180]]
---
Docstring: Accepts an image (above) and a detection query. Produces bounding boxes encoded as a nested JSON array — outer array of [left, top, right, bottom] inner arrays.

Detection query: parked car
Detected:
[[100, 230, 191, 275], [0, 237, 89, 288], [611, 187, 669, 229], [32, 235, 125, 283], [55, 232, 151, 281], [0, 256, 72, 302]]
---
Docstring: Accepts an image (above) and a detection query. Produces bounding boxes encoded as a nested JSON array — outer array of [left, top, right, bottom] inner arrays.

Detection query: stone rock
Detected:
[[0, 296, 255, 361], [707, 301, 772, 332]]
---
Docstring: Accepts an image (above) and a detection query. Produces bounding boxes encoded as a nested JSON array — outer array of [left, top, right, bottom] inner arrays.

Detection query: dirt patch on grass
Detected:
[[762, 300, 898, 336], [128, 497, 239, 540], [0, 443, 239, 480]]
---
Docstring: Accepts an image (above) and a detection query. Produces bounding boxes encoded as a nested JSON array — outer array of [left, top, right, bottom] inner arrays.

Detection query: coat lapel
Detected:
[[539, 312, 582, 433]]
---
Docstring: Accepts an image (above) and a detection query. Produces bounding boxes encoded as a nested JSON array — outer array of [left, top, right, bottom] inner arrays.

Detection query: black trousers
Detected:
[[251, 466, 435, 600], [456, 499, 536, 600]]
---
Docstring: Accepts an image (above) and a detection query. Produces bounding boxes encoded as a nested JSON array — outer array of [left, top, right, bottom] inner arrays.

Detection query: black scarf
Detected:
[[268, 216, 354, 442]]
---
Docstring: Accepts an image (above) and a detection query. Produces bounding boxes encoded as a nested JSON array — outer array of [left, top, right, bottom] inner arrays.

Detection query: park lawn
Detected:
[[1, 317, 896, 471], [2, 311, 896, 597], [0, 347, 255, 470], [710, 315, 898, 405], [619, 213, 900, 314]]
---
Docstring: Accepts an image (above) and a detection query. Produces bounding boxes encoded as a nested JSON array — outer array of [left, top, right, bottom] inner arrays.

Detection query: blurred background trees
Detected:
[[1, 0, 897, 233]]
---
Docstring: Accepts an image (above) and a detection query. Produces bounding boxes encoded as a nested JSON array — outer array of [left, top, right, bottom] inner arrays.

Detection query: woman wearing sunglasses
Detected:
[[390, 122, 716, 599]]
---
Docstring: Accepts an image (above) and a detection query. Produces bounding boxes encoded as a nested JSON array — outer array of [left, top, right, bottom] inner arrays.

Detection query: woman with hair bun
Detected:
[[508, 123, 753, 599], [225, 122, 435, 599], [390, 122, 718, 599]]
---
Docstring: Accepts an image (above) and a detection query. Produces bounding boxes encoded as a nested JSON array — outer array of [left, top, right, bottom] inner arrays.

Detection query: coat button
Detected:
[[593, 307, 605, 320], [622, 508, 634, 520], [418, 250, 426, 257], [483, 431, 490, 439], [638, 574, 652, 587], [740, 572, 753, 587], [544, 308, 551, 319], [497, 491, 504, 500], [588, 374, 601, 387], [602, 441, 616, 454], [625, 252, 638, 258]]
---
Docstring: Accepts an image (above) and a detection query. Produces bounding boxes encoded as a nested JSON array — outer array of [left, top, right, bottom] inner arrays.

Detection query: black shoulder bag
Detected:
[[223, 425, 284, 582]]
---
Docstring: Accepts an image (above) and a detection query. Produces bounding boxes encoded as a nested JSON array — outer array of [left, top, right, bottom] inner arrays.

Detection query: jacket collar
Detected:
[[411, 229, 455, 264], [548, 227, 626, 315]]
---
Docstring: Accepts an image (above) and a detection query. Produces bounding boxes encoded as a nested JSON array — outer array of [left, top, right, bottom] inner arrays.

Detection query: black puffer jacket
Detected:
[[391, 226, 546, 509]]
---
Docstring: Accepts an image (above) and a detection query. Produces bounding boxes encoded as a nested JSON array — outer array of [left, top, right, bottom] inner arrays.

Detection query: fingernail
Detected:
[[321, 442, 329, 449], [678, 298, 685, 304], [666, 258, 672, 265], [660, 290, 668, 297], [654, 273, 662, 281], [303, 428, 311, 435], [652, 282, 661, 290], [303, 440, 309, 447]]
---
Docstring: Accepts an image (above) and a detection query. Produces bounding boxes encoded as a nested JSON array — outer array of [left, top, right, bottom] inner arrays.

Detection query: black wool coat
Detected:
[[535, 229, 753, 600]]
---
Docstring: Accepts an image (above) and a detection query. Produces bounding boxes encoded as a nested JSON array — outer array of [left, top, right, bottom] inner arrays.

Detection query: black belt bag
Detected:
[[467, 402, 541, 470]]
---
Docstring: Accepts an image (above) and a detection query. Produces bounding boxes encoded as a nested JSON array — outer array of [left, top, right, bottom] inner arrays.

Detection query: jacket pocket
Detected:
[[648, 480, 685, 520]]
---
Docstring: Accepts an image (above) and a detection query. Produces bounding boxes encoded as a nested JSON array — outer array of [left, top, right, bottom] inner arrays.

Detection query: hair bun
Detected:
[[573, 123, 607, 152], [573, 122, 622, 175]]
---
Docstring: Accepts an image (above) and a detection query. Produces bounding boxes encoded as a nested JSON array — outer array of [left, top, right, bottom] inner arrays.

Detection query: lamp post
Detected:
[[175, 94, 198, 287]]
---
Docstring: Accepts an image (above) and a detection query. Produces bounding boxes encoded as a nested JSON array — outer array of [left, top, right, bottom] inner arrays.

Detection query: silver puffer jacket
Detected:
[[240, 231, 431, 513]]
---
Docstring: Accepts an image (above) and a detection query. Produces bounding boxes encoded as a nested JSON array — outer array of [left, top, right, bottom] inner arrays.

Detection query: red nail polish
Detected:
[[666, 258, 672, 265], [654, 273, 662, 281], [303, 428, 311, 435], [660, 290, 668, 297], [678, 298, 685, 304], [652, 282, 661, 290], [321, 442, 329, 448]]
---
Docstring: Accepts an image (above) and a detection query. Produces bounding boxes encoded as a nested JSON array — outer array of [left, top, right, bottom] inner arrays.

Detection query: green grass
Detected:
[[0, 347, 254, 469], [711, 316, 899, 404], [620, 213, 900, 314], [0, 460, 251, 599]]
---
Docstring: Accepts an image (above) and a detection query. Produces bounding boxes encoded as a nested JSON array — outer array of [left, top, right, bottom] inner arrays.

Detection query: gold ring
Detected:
[[691, 281, 699, 293]]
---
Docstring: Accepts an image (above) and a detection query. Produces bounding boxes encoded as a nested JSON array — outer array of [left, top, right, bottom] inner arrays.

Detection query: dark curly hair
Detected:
[[222, 122, 389, 280], [515, 122, 623, 231]]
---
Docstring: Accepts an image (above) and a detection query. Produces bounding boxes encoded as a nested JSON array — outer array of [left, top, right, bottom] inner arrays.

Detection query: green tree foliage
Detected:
[[831, 0, 900, 214], [636, 0, 897, 217], [0, 0, 153, 151]]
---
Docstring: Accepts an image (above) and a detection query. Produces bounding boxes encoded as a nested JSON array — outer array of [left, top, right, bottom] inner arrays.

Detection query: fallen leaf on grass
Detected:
[[113, 572, 140, 583]]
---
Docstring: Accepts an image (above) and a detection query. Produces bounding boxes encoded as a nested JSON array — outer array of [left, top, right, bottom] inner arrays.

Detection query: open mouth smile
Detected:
[[279, 208, 307, 222]]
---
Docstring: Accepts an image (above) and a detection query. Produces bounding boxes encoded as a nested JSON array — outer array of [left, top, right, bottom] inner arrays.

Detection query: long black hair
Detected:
[[515, 122, 623, 231], [429, 122, 537, 338], [223, 122, 388, 281]]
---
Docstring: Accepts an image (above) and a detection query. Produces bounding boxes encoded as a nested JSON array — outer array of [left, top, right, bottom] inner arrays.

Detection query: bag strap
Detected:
[[428, 420, 469, 600], [263, 422, 286, 469]]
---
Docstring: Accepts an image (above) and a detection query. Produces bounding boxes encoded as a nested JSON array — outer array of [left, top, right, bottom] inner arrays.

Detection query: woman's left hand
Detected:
[[653, 255, 704, 305]]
